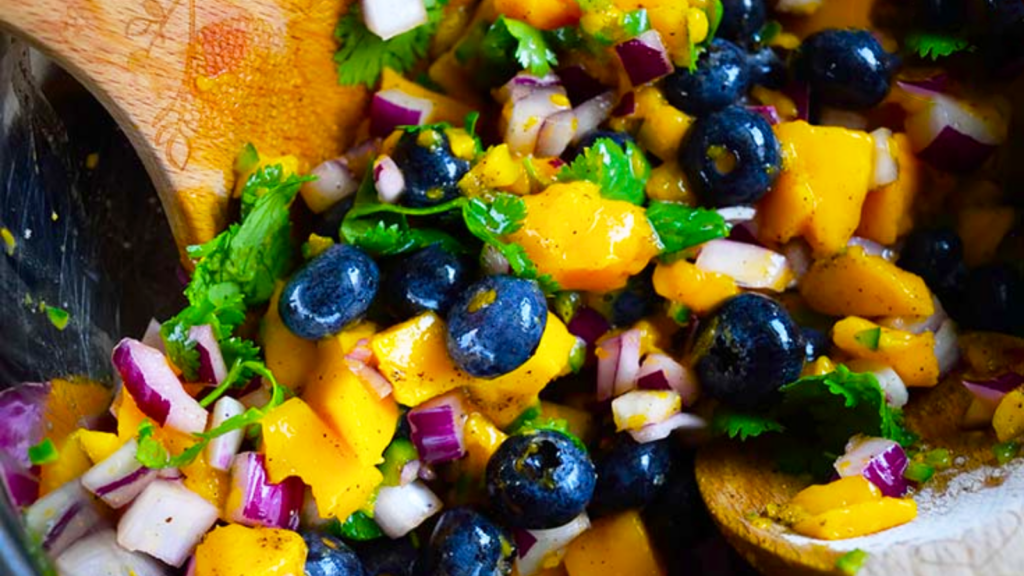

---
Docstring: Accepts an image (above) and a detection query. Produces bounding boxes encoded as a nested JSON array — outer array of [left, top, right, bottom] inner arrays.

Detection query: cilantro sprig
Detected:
[[645, 201, 731, 257], [488, 16, 559, 77], [905, 32, 973, 61], [559, 138, 650, 205]]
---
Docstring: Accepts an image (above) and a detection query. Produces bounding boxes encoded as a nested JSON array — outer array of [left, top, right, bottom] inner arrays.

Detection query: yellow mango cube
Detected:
[[832, 316, 938, 387], [564, 511, 664, 576], [38, 432, 92, 497], [653, 259, 739, 314], [195, 524, 307, 576], [789, 476, 882, 516], [792, 498, 917, 540], [857, 134, 922, 245], [993, 388, 1024, 442], [76, 430, 123, 464], [261, 284, 318, 390], [800, 247, 934, 317], [461, 413, 508, 478]]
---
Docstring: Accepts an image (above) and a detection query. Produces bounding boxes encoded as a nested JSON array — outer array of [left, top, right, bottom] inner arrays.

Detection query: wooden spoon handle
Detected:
[[0, 0, 367, 254]]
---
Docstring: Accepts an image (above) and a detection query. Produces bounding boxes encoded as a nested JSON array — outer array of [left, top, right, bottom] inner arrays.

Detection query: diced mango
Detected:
[[262, 399, 382, 520], [993, 388, 1024, 442], [464, 313, 577, 427], [371, 312, 475, 407], [510, 182, 661, 292], [305, 335, 399, 465], [194, 524, 307, 576], [38, 432, 92, 497], [182, 452, 230, 515], [791, 498, 917, 540], [958, 206, 1015, 267], [381, 68, 474, 126], [44, 378, 112, 444], [789, 476, 882, 516], [461, 412, 508, 478], [77, 430, 122, 463], [653, 259, 739, 315], [802, 356, 837, 377], [116, 390, 149, 441], [832, 317, 939, 387], [460, 144, 529, 197], [635, 88, 693, 162], [541, 402, 595, 443], [758, 122, 874, 256], [857, 134, 922, 245], [800, 247, 934, 317], [261, 283, 318, 390], [564, 511, 665, 576], [645, 161, 694, 203], [495, 0, 581, 30]]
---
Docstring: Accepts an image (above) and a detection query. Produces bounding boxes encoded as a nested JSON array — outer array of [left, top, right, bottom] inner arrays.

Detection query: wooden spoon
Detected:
[[0, 0, 366, 255], [697, 374, 1024, 576]]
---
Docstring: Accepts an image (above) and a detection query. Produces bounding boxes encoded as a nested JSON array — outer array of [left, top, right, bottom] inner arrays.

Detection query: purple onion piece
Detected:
[[408, 392, 467, 465], [746, 105, 780, 125], [188, 325, 227, 385], [514, 528, 538, 558], [637, 371, 671, 391], [834, 436, 910, 498], [917, 126, 996, 173], [369, 89, 432, 138], [227, 452, 304, 530], [567, 307, 610, 345], [558, 66, 606, 106], [615, 30, 673, 87], [612, 92, 637, 117]]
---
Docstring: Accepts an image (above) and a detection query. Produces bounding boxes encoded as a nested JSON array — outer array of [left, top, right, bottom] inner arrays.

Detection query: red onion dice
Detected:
[[834, 435, 910, 498], [611, 390, 682, 432], [962, 372, 1024, 429], [55, 530, 168, 576], [628, 412, 708, 444], [362, 0, 429, 41], [81, 439, 159, 509], [567, 307, 610, 347], [597, 329, 643, 401], [496, 72, 563, 104], [373, 155, 407, 204], [695, 239, 792, 292], [845, 360, 909, 409], [746, 105, 780, 125], [570, 91, 617, 144], [301, 158, 359, 214], [205, 396, 245, 471], [536, 109, 578, 158], [408, 391, 468, 464], [226, 452, 304, 530], [188, 325, 227, 385], [505, 86, 572, 155], [112, 338, 209, 434], [558, 66, 605, 106], [25, 480, 107, 555], [373, 480, 443, 538], [140, 319, 165, 352], [0, 381, 48, 506], [513, 513, 591, 576], [905, 93, 1008, 173], [345, 358, 394, 400], [117, 480, 219, 567], [615, 30, 673, 87], [370, 88, 435, 138], [869, 128, 899, 189], [636, 353, 700, 406]]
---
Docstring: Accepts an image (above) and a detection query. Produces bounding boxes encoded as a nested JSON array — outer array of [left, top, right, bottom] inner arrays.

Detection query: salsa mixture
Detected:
[[3, 0, 1024, 575]]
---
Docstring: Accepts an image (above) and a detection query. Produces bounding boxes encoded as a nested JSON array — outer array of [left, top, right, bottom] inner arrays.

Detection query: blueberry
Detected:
[[384, 245, 472, 319], [961, 264, 1024, 336], [896, 227, 967, 308], [692, 293, 805, 408], [304, 531, 367, 576], [679, 106, 782, 207], [793, 29, 894, 110], [355, 536, 418, 576], [642, 451, 714, 573], [610, 271, 655, 327], [566, 130, 635, 161], [748, 47, 788, 90], [919, 0, 967, 32], [717, 0, 767, 45], [391, 128, 470, 208], [589, 435, 673, 515], [802, 327, 829, 362], [280, 245, 380, 340], [486, 430, 596, 529], [418, 508, 514, 576], [313, 196, 356, 240], [446, 276, 547, 378], [663, 40, 751, 116]]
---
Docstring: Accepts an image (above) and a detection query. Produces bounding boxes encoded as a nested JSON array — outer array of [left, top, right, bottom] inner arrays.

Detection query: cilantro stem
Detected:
[[199, 359, 246, 408]]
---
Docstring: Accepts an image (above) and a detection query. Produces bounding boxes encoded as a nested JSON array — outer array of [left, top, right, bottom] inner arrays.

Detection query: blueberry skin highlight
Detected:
[[304, 531, 367, 576], [717, 0, 767, 45], [280, 245, 380, 340], [692, 293, 805, 408], [417, 508, 514, 576], [663, 40, 752, 117], [391, 129, 470, 208], [679, 106, 782, 207], [793, 29, 895, 110], [589, 435, 673, 515], [385, 245, 472, 319], [897, 227, 967, 313], [446, 275, 548, 378], [486, 431, 597, 529]]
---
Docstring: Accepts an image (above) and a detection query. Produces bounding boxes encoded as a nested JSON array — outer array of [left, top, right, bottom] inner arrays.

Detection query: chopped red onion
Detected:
[[374, 155, 406, 204], [536, 109, 578, 157], [933, 319, 960, 376], [81, 439, 158, 509], [157, 468, 184, 481], [362, 0, 429, 41], [905, 93, 1007, 173], [847, 237, 895, 261], [784, 82, 811, 121], [870, 128, 899, 189], [185, 556, 196, 576], [188, 325, 227, 385], [481, 243, 512, 275], [567, 307, 610, 346], [615, 30, 673, 87], [55, 530, 168, 576], [117, 480, 219, 567], [299, 486, 329, 528], [879, 296, 948, 335], [226, 452, 304, 530], [597, 329, 643, 401], [834, 435, 910, 497], [408, 392, 467, 464], [628, 412, 708, 444], [611, 390, 682, 432], [0, 381, 48, 506], [141, 319, 165, 352], [496, 72, 563, 104], [399, 459, 422, 486], [346, 340, 375, 364], [370, 88, 434, 138], [506, 86, 572, 155], [571, 91, 617, 144], [374, 480, 443, 538], [239, 382, 272, 410], [636, 353, 699, 406], [695, 239, 792, 292], [513, 513, 591, 576], [301, 158, 359, 214], [205, 396, 245, 471], [25, 480, 106, 555], [781, 241, 812, 280], [1, 455, 39, 509], [896, 74, 950, 98], [746, 105, 780, 125], [558, 66, 605, 106], [112, 339, 209, 434], [612, 92, 637, 117], [962, 372, 1023, 428], [345, 358, 394, 399]]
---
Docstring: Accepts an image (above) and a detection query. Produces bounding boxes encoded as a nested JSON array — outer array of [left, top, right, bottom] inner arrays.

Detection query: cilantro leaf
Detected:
[[28, 439, 59, 466], [711, 407, 785, 441], [462, 194, 527, 236], [622, 10, 651, 39], [333, 0, 446, 87], [559, 139, 650, 205], [905, 32, 973, 60], [646, 201, 731, 256], [480, 17, 559, 78], [333, 511, 384, 541]]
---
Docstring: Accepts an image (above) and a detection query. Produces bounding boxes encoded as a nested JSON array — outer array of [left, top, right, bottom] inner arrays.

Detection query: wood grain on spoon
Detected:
[[697, 374, 1024, 576], [0, 0, 366, 256]]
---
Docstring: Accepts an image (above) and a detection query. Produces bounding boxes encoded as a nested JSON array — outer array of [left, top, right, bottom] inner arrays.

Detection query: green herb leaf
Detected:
[[836, 549, 869, 576], [334, 511, 384, 541], [498, 17, 559, 77], [28, 439, 59, 466], [711, 406, 785, 441], [668, 302, 692, 325], [707, 0, 725, 42], [45, 306, 70, 331], [559, 139, 650, 205], [646, 201, 731, 256], [622, 10, 650, 39], [905, 32, 973, 61], [854, 327, 882, 351]]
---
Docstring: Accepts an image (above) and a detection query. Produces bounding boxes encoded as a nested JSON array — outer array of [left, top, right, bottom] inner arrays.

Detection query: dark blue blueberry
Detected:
[[610, 271, 655, 327], [280, 245, 379, 340], [718, 0, 767, 45], [897, 227, 967, 309], [355, 536, 418, 576], [974, 0, 1024, 76], [446, 275, 547, 378], [679, 106, 782, 207], [642, 451, 715, 574], [919, 0, 968, 32], [692, 293, 805, 408], [962, 264, 1024, 336], [385, 245, 472, 319], [313, 196, 356, 240], [486, 430, 596, 529], [304, 531, 367, 576], [417, 508, 514, 576], [566, 130, 635, 161], [664, 40, 751, 116], [589, 435, 673, 515], [391, 128, 470, 208], [748, 47, 788, 90], [793, 29, 894, 110], [802, 327, 829, 362]]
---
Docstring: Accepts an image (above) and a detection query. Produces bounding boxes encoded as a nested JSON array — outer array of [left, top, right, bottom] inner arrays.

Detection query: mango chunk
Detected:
[[461, 413, 508, 479], [195, 524, 306, 576], [495, 0, 581, 30], [38, 432, 92, 497], [653, 259, 739, 314], [993, 388, 1024, 442], [857, 133, 922, 245], [564, 511, 664, 576], [77, 429, 122, 464], [790, 476, 882, 516], [510, 182, 661, 292], [800, 247, 934, 317], [261, 283, 318, 390], [792, 498, 917, 540], [44, 378, 112, 444], [758, 122, 874, 256], [182, 452, 230, 515], [832, 316, 939, 387]]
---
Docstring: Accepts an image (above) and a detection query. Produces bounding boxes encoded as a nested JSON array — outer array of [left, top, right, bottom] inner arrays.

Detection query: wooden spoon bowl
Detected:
[[697, 374, 1024, 576], [0, 0, 365, 256]]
